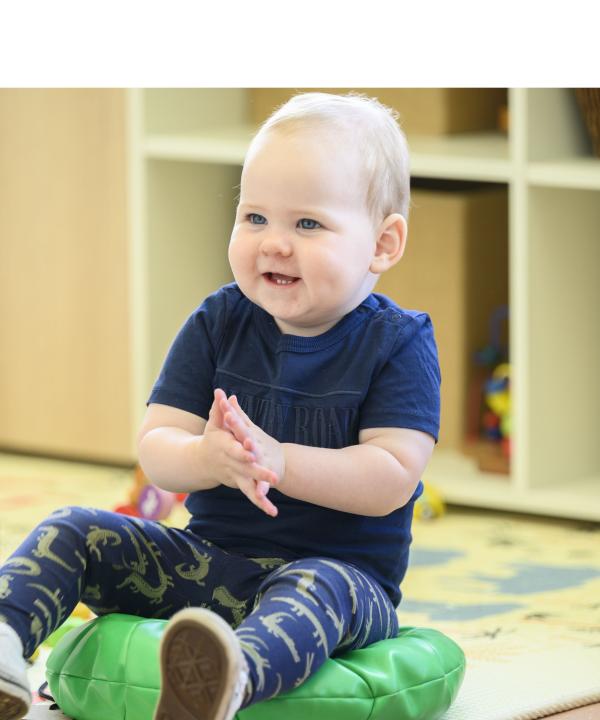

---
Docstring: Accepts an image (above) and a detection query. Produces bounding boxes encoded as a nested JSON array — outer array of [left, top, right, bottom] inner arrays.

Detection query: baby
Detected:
[[0, 92, 440, 720]]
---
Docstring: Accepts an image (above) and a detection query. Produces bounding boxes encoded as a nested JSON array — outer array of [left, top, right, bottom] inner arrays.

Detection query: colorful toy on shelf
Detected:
[[465, 306, 511, 473], [467, 305, 509, 442], [474, 305, 508, 369], [484, 362, 511, 458], [114, 464, 187, 520]]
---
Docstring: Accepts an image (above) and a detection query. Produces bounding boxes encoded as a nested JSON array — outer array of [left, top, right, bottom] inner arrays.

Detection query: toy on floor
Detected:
[[414, 482, 446, 520], [114, 465, 187, 520]]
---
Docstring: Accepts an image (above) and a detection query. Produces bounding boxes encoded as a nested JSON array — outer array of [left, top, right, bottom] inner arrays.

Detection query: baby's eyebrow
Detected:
[[237, 202, 267, 212], [238, 202, 333, 220]]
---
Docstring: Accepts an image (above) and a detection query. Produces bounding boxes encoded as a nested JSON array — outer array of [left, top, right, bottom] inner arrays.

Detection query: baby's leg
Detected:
[[236, 557, 399, 708], [0, 505, 262, 659]]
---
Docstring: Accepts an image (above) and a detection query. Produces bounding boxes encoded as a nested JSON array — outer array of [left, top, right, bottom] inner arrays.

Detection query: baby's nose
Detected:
[[260, 232, 293, 256]]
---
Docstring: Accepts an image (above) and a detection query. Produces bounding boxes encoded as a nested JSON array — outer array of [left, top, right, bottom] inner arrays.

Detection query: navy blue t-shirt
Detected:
[[148, 283, 440, 606]]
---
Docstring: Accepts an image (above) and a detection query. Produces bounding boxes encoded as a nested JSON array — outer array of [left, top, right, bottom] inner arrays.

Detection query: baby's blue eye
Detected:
[[248, 213, 267, 225], [298, 218, 321, 230]]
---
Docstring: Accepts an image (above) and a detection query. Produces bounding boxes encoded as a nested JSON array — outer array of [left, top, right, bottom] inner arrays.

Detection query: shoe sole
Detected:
[[153, 608, 243, 720], [0, 679, 30, 720]]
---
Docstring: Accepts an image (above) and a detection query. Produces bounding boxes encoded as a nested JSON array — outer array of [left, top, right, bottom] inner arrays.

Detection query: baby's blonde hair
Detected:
[[250, 92, 411, 222]]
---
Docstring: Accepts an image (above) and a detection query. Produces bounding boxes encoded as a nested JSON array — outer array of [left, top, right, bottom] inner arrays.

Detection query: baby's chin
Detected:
[[273, 313, 343, 338]]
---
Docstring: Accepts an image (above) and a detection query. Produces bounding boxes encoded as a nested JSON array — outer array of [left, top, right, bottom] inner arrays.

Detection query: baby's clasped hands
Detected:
[[207, 389, 282, 517]]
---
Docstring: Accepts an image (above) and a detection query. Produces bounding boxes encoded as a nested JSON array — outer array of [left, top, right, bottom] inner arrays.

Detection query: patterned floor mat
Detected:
[[1, 452, 599, 718], [405, 505, 600, 718]]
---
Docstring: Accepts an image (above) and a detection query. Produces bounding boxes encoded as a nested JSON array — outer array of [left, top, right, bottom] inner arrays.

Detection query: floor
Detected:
[[551, 708, 600, 719], [1, 451, 599, 719]]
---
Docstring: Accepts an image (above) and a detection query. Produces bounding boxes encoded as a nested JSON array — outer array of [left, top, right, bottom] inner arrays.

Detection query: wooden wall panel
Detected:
[[0, 89, 133, 464]]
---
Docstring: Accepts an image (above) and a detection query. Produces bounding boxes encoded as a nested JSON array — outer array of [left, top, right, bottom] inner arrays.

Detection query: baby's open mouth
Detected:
[[264, 272, 300, 286]]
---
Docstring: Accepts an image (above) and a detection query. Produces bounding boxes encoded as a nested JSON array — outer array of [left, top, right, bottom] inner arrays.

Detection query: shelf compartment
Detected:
[[526, 186, 600, 491], [145, 160, 236, 386], [427, 450, 600, 521], [143, 89, 250, 134], [377, 184, 509, 455], [527, 88, 593, 162], [248, 88, 508, 136]]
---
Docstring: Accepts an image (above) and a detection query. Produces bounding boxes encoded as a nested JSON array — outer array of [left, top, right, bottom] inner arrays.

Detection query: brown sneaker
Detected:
[[0, 682, 30, 720], [153, 608, 248, 720]]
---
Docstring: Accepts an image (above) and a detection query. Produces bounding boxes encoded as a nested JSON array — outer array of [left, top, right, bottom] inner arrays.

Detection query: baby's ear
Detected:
[[370, 213, 407, 274]]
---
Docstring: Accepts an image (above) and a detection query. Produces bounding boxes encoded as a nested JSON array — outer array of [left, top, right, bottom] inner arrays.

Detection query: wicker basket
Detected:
[[575, 88, 600, 157]]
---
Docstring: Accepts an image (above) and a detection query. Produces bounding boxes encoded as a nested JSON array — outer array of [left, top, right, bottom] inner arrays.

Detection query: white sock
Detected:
[[0, 623, 25, 656], [0, 622, 32, 720]]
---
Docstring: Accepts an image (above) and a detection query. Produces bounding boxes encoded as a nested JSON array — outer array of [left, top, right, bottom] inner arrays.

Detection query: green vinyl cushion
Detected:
[[46, 613, 465, 720]]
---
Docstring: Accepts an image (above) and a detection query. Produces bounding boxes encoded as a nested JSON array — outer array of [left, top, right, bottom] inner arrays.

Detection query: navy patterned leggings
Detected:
[[0, 506, 398, 707]]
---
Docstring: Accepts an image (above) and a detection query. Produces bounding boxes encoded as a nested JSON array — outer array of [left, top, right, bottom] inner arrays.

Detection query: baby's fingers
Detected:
[[239, 478, 278, 517], [225, 411, 253, 447], [255, 479, 271, 497], [227, 440, 255, 465], [208, 389, 226, 428], [230, 396, 253, 427], [242, 437, 257, 455], [252, 463, 279, 487], [214, 388, 227, 403], [255, 486, 278, 517], [260, 496, 278, 517]]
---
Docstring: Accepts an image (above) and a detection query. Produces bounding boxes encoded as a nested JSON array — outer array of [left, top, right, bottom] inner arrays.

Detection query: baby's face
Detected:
[[229, 128, 380, 336]]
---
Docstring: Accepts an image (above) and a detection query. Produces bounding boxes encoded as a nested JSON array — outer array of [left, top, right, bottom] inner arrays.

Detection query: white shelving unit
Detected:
[[128, 88, 600, 521]]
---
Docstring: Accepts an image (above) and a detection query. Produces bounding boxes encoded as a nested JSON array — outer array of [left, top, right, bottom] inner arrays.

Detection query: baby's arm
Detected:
[[137, 393, 278, 516], [281, 427, 435, 515], [221, 394, 434, 517]]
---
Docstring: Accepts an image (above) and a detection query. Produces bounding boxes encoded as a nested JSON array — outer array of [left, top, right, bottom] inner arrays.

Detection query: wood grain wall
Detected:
[[0, 89, 133, 464]]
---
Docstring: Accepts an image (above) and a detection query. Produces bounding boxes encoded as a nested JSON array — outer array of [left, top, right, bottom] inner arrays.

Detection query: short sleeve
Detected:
[[146, 289, 229, 420], [359, 313, 441, 441]]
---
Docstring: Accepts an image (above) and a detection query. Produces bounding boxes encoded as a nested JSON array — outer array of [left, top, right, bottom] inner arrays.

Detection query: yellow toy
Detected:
[[41, 603, 95, 650], [414, 483, 445, 520]]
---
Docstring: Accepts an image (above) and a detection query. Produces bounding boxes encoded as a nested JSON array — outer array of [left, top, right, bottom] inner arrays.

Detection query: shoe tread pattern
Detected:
[[164, 626, 224, 716], [0, 691, 27, 720]]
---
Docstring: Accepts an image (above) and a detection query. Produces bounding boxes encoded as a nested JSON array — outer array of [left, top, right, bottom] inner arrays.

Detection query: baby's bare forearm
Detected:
[[138, 427, 219, 493], [280, 443, 415, 516]]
